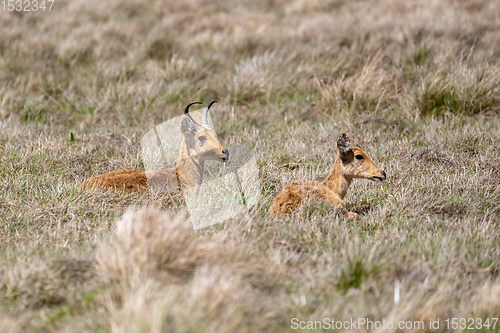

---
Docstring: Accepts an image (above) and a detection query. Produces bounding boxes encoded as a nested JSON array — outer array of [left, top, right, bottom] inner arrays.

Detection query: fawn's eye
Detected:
[[197, 136, 207, 142], [355, 155, 364, 160]]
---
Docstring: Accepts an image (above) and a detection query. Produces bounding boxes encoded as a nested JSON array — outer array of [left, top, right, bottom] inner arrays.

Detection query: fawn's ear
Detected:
[[337, 132, 353, 155], [180, 115, 197, 136]]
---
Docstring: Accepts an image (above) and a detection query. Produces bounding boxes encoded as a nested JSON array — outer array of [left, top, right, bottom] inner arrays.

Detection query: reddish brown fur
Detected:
[[81, 169, 179, 193], [80, 109, 227, 194], [81, 169, 150, 192], [269, 132, 386, 219]]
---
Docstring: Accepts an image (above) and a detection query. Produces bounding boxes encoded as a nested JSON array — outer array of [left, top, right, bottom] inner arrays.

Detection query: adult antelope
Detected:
[[269, 132, 386, 219], [80, 101, 229, 195]]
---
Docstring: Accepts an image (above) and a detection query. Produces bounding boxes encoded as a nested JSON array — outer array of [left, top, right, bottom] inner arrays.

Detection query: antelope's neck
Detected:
[[321, 154, 352, 200], [176, 139, 204, 194]]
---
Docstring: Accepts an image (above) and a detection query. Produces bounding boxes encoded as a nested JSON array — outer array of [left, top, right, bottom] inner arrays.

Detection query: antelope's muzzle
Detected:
[[373, 170, 387, 182], [222, 148, 229, 162]]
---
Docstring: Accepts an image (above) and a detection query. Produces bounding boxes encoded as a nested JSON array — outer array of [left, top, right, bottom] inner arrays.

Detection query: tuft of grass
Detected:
[[335, 238, 381, 292]]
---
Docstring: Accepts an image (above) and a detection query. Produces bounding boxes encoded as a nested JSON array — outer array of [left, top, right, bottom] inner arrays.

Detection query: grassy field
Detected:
[[1, 0, 499, 331]]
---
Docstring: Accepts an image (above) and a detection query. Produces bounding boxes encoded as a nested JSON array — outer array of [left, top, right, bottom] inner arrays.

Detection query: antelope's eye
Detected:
[[355, 155, 364, 160], [197, 136, 207, 142]]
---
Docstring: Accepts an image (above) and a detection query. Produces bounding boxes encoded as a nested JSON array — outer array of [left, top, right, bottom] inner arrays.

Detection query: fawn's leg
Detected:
[[311, 184, 358, 219]]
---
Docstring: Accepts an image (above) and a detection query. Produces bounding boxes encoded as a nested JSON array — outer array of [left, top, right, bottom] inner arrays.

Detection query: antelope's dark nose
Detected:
[[381, 171, 387, 179], [222, 149, 229, 161]]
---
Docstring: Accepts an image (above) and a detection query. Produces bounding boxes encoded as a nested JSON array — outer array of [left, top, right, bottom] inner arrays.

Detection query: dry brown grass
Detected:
[[96, 207, 285, 333], [1, 0, 499, 331]]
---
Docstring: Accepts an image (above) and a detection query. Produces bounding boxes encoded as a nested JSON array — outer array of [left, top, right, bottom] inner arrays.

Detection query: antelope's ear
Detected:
[[180, 115, 196, 135], [337, 132, 353, 154]]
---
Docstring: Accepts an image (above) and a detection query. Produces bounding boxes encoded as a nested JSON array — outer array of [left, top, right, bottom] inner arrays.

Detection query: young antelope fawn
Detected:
[[269, 132, 386, 219], [80, 101, 229, 195]]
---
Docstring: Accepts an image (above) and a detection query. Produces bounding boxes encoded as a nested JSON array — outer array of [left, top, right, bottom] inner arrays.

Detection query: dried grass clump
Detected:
[[317, 54, 393, 113], [226, 52, 284, 103], [2, 254, 94, 310], [97, 207, 284, 333], [149, 54, 205, 82], [107, 265, 270, 333], [412, 62, 500, 117], [96, 207, 215, 284], [411, 144, 457, 165]]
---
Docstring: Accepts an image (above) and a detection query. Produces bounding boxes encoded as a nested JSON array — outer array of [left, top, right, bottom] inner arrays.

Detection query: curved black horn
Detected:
[[207, 100, 218, 110], [184, 101, 202, 114], [183, 101, 204, 131]]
